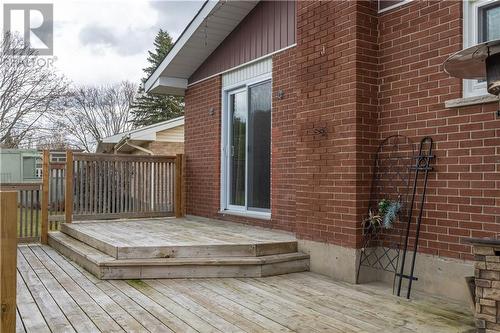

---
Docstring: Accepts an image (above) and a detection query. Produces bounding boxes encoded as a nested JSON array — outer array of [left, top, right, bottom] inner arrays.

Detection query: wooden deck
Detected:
[[17, 244, 474, 333], [47, 218, 309, 279], [59, 217, 299, 258]]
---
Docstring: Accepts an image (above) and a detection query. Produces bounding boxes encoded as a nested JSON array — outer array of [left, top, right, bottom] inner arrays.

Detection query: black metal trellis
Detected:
[[356, 135, 415, 287], [356, 136, 434, 299]]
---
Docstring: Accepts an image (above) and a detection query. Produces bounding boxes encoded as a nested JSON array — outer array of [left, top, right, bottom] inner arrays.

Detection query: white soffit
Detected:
[[222, 57, 272, 87], [145, 0, 259, 95]]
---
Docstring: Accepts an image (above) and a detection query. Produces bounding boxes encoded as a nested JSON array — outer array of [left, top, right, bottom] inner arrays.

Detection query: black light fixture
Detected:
[[444, 39, 500, 117], [486, 52, 500, 96], [444, 39, 500, 96]]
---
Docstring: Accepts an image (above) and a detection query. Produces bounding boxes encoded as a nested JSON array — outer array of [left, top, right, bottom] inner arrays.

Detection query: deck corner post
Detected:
[[65, 150, 74, 224], [41, 150, 49, 244], [0, 191, 17, 333], [175, 154, 185, 218]]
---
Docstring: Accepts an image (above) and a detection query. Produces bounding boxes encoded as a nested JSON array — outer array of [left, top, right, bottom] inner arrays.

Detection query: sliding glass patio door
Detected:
[[226, 80, 271, 214], [229, 89, 247, 207]]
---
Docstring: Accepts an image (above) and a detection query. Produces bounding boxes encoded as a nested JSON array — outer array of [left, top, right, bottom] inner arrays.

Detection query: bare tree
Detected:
[[0, 33, 68, 147], [58, 81, 137, 152]]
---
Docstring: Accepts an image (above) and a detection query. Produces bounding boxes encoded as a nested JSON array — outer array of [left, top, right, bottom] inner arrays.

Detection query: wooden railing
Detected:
[[0, 191, 17, 332], [0, 151, 184, 245], [0, 183, 42, 243], [64, 152, 183, 223]]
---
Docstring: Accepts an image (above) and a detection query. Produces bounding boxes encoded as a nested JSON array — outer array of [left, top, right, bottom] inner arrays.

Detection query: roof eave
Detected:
[[144, 0, 260, 95], [144, 0, 219, 93]]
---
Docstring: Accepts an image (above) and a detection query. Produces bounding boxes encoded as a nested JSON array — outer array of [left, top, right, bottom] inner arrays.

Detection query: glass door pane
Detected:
[[229, 91, 247, 206], [248, 81, 271, 210], [484, 4, 500, 41]]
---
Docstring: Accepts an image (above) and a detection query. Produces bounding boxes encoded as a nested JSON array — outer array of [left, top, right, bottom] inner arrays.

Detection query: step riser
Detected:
[[48, 235, 103, 278], [61, 223, 118, 258], [61, 223, 298, 259], [102, 260, 310, 279]]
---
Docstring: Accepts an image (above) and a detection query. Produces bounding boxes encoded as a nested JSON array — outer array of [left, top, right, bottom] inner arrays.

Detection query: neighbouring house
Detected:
[[0, 149, 42, 183], [144, 0, 500, 304], [96, 116, 184, 155], [0, 149, 70, 183]]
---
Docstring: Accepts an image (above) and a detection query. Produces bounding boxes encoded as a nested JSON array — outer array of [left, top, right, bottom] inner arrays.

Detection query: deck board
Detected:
[[16, 244, 475, 333], [64, 217, 297, 247]]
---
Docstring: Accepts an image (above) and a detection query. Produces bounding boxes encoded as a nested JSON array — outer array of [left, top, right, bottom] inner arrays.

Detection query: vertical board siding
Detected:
[[222, 57, 272, 87], [189, 1, 296, 84]]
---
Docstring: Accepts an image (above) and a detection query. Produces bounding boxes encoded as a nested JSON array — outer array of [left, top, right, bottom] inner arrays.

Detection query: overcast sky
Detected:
[[3, 0, 204, 86]]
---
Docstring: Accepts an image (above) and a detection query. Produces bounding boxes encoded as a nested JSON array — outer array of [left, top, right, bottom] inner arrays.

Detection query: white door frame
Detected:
[[220, 73, 272, 217]]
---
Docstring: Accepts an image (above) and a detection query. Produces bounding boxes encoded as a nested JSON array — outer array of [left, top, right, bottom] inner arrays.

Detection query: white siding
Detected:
[[156, 125, 184, 143], [222, 57, 272, 88]]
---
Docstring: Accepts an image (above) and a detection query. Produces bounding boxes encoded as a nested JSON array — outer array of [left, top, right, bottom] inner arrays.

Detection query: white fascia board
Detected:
[[144, 0, 219, 93], [148, 77, 188, 96], [102, 116, 185, 143]]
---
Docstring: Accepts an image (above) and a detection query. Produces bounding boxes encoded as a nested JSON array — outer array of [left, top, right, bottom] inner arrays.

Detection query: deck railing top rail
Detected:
[[0, 183, 42, 191], [72, 153, 176, 162]]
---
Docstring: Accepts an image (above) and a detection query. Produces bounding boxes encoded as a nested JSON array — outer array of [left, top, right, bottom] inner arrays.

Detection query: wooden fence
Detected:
[[67, 152, 180, 221], [0, 150, 184, 246], [0, 183, 42, 243]]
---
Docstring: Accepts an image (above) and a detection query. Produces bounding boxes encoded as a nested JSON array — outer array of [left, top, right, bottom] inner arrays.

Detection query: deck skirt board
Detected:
[[17, 244, 475, 333]]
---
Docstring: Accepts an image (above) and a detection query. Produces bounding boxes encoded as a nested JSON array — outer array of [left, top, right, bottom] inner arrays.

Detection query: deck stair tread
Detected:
[[48, 227, 310, 279], [60, 219, 299, 259]]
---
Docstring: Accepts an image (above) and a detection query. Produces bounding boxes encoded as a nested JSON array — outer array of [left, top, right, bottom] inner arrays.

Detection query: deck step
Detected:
[[48, 231, 310, 279], [60, 222, 298, 259]]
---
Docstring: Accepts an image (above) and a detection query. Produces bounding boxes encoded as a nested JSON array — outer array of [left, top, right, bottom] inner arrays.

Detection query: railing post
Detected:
[[0, 191, 17, 333], [182, 154, 186, 216], [65, 150, 74, 224], [41, 150, 49, 244], [175, 154, 185, 218]]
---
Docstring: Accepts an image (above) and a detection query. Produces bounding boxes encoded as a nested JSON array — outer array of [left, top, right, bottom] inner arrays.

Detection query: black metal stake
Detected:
[[406, 137, 433, 298], [396, 137, 434, 298]]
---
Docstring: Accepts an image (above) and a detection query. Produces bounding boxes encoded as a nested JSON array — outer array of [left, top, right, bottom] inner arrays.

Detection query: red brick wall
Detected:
[[378, 1, 500, 260], [184, 76, 221, 218], [294, 1, 379, 248], [270, 47, 298, 232]]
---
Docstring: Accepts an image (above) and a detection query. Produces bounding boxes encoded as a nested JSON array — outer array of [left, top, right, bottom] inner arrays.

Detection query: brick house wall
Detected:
[[378, 1, 500, 261], [184, 76, 222, 218], [184, 0, 500, 261], [294, 1, 379, 248]]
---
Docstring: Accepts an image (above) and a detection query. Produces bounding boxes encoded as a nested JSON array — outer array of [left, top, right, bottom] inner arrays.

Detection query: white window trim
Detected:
[[220, 72, 272, 219], [463, 0, 500, 98], [378, 0, 414, 14]]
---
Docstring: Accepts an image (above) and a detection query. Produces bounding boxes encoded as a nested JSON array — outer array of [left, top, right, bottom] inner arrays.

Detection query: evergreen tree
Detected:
[[130, 29, 184, 127]]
